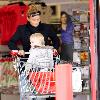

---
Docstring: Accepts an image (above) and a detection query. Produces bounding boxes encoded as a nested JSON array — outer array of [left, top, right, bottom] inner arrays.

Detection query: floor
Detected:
[[0, 94, 90, 100]]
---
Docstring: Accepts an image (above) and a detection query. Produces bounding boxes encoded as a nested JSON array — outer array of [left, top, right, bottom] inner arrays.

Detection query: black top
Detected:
[[8, 22, 59, 52]]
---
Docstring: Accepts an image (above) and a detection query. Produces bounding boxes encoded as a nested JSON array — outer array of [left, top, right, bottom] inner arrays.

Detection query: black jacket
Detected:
[[8, 22, 59, 52]]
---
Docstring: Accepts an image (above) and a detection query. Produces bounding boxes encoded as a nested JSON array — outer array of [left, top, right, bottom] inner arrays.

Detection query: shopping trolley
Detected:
[[11, 48, 60, 100]]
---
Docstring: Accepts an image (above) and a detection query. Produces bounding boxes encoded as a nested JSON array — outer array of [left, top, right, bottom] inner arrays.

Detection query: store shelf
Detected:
[[72, 10, 91, 98], [74, 90, 90, 95]]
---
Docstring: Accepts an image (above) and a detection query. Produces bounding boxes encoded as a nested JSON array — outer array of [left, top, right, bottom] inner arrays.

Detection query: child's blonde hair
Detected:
[[30, 33, 45, 45]]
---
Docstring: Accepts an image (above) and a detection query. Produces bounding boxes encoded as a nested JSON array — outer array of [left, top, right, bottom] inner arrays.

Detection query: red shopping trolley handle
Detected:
[[10, 50, 30, 56], [10, 49, 58, 56], [10, 50, 19, 56]]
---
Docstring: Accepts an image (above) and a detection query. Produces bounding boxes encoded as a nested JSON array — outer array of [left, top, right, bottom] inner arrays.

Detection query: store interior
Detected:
[[0, 0, 97, 100]]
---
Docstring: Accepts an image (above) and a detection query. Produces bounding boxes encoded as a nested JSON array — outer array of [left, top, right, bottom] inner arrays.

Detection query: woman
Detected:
[[8, 4, 58, 100], [59, 11, 74, 62], [8, 4, 59, 56]]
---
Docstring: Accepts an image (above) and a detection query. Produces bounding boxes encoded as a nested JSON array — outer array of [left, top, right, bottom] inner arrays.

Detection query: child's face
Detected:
[[30, 38, 42, 48]]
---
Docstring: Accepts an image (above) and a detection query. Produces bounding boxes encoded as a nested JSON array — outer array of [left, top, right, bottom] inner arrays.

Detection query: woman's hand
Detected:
[[18, 50, 25, 56], [53, 49, 58, 56]]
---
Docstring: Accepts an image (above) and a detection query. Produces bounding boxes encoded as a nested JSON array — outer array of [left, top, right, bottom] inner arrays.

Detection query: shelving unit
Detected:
[[72, 10, 91, 99]]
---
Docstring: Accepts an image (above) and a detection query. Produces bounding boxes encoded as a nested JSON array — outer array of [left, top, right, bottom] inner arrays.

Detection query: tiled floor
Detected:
[[1, 94, 90, 100], [1, 94, 20, 100]]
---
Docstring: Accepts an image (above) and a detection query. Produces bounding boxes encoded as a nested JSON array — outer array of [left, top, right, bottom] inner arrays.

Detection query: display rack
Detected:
[[72, 10, 91, 98]]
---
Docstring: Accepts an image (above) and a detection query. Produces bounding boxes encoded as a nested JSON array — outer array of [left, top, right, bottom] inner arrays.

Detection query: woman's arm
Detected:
[[47, 24, 60, 50], [8, 26, 22, 50]]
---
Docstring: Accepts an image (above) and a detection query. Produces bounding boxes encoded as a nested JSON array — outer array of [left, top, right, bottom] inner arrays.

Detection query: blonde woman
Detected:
[[8, 4, 59, 56]]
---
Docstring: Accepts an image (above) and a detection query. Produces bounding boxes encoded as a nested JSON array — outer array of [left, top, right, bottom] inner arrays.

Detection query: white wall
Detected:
[[44, 0, 88, 4], [61, 3, 88, 15]]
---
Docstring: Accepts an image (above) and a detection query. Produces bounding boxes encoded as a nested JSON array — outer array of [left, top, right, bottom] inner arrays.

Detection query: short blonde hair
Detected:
[[27, 4, 41, 17], [30, 33, 45, 45]]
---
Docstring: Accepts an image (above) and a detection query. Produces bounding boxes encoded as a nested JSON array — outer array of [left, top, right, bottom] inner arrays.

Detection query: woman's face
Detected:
[[27, 15, 41, 27], [60, 14, 67, 24]]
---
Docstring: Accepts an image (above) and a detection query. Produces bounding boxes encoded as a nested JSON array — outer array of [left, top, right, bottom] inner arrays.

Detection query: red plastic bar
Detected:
[[89, 0, 96, 100], [55, 64, 73, 100]]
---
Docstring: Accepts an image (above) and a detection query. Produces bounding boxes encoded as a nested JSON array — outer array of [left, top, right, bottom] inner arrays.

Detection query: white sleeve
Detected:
[[26, 49, 36, 72], [27, 49, 35, 64]]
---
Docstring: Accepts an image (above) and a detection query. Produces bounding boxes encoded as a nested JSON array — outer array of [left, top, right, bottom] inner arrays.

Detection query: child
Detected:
[[26, 33, 54, 72], [25, 33, 59, 100]]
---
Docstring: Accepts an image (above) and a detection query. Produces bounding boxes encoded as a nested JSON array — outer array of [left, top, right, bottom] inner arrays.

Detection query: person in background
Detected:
[[59, 11, 74, 62], [8, 4, 59, 56]]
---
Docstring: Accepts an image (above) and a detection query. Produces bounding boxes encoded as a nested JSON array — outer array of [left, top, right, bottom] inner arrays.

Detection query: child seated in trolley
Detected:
[[26, 33, 54, 73]]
